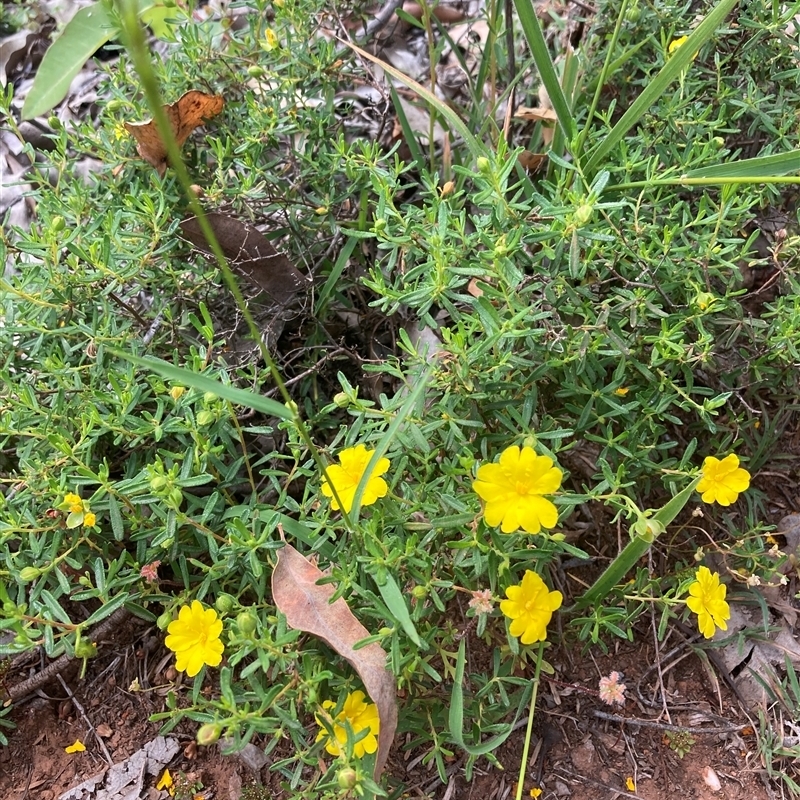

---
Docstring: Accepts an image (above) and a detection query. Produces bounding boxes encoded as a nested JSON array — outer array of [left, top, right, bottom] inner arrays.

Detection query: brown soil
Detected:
[[0, 615, 776, 800]]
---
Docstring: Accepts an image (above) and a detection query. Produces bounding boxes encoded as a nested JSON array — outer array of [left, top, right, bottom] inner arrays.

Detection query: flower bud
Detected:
[[337, 767, 358, 790], [476, 156, 491, 174], [333, 392, 349, 408], [373, 217, 386, 233], [74, 640, 97, 658], [169, 386, 186, 401], [157, 610, 173, 630], [236, 611, 258, 636], [19, 567, 42, 582], [215, 594, 235, 614], [573, 203, 594, 227], [247, 65, 266, 78], [52, 216, 65, 232], [197, 410, 214, 426], [149, 475, 168, 491], [47, 115, 62, 130], [411, 585, 428, 599], [196, 723, 222, 746], [441, 180, 455, 196]]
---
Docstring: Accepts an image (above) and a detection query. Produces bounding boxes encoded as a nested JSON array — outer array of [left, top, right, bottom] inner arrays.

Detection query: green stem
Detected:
[[572, 477, 700, 610], [114, 0, 353, 530], [515, 641, 545, 800]]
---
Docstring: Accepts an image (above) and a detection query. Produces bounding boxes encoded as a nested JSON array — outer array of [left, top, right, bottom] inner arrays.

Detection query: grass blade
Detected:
[[109, 350, 294, 420], [684, 149, 800, 179], [583, 0, 739, 175], [22, 3, 118, 119], [513, 0, 577, 142]]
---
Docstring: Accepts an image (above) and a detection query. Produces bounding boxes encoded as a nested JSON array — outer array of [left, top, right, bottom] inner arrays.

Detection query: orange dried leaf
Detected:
[[124, 90, 224, 176], [272, 544, 398, 782]]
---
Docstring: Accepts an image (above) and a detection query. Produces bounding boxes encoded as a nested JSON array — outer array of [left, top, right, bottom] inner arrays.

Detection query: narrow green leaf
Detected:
[[584, 0, 740, 174], [83, 591, 129, 626], [22, 3, 118, 120], [684, 149, 800, 179], [107, 493, 124, 541], [108, 350, 293, 420], [448, 639, 531, 755], [374, 572, 423, 648], [513, 0, 577, 142], [340, 39, 487, 160]]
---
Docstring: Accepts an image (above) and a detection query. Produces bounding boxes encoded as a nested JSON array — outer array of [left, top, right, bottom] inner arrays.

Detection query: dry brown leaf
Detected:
[[517, 150, 547, 173], [272, 544, 398, 782], [124, 90, 224, 176], [515, 105, 558, 123], [179, 212, 309, 306]]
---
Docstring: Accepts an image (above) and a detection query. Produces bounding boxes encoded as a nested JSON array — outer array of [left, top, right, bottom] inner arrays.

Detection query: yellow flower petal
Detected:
[[686, 566, 730, 639], [320, 444, 390, 513], [65, 739, 86, 753], [165, 600, 225, 677], [696, 454, 750, 506], [315, 689, 380, 759], [156, 769, 174, 790], [500, 570, 562, 644], [473, 445, 562, 534]]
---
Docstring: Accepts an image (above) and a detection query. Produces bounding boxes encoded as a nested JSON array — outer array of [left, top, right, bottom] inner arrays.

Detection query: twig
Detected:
[[360, 0, 406, 41], [593, 709, 748, 734], [6, 607, 131, 702], [57, 673, 114, 766]]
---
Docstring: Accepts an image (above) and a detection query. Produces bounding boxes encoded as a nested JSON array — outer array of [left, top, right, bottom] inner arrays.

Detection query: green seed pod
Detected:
[[215, 594, 235, 614], [196, 723, 222, 746], [337, 767, 358, 790], [236, 611, 258, 636], [157, 610, 173, 630]]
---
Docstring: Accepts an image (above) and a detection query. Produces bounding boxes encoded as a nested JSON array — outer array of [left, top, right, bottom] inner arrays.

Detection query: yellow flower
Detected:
[[64, 493, 84, 514], [500, 570, 562, 644], [320, 444, 390, 513], [83, 512, 96, 527], [696, 454, 750, 506], [165, 600, 224, 677], [614, 387, 629, 396], [626, 777, 636, 792], [686, 566, 730, 639], [65, 739, 86, 753], [472, 445, 562, 534], [315, 690, 380, 758], [156, 768, 174, 791], [668, 35, 697, 59]]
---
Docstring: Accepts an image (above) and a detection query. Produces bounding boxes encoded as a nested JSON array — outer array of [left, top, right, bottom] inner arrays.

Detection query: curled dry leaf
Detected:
[[179, 212, 309, 307], [272, 544, 398, 782], [124, 90, 224, 176]]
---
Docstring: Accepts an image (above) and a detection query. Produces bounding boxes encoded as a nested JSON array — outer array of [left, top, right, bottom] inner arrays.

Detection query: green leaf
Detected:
[[513, 0, 577, 142], [22, 3, 118, 120], [583, 0, 740, 174], [108, 350, 294, 420], [684, 149, 800, 179], [374, 572, 424, 648], [448, 638, 531, 755], [340, 39, 487, 161]]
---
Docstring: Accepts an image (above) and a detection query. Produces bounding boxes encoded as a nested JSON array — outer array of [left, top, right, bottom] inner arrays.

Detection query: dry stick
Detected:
[[56, 673, 114, 766], [647, 551, 671, 724], [6, 607, 132, 702], [593, 709, 748, 734], [361, 0, 406, 40]]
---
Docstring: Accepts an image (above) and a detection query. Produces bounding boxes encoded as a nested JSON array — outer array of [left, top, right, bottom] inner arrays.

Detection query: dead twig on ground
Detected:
[[5, 607, 132, 702], [56, 673, 114, 766]]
